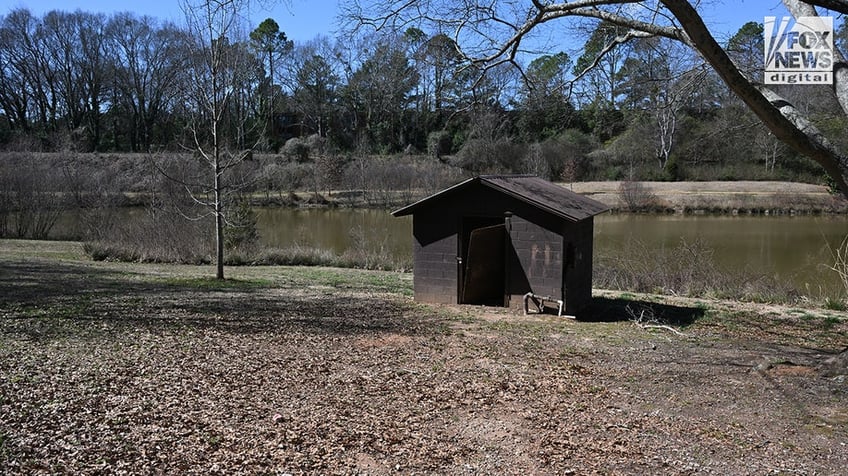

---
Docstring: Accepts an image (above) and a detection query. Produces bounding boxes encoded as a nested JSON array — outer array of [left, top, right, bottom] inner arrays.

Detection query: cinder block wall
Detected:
[[563, 217, 594, 315], [411, 210, 458, 304], [507, 215, 563, 302]]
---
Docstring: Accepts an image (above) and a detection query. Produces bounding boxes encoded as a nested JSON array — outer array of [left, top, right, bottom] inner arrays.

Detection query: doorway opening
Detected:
[[459, 216, 507, 306]]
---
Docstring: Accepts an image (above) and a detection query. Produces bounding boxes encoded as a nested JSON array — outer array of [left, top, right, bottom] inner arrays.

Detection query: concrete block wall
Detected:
[[508, 215, 563, 300], [411, 212, 458, 304], [562, 217, 594, 314]]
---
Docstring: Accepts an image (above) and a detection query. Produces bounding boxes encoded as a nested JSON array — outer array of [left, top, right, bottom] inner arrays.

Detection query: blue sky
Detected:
[[8, 0, 787, 44], [9, 0, 341, 42]]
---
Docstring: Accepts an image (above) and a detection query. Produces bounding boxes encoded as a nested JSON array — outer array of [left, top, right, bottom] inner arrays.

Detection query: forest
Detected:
[[1, 6, 846, 184]]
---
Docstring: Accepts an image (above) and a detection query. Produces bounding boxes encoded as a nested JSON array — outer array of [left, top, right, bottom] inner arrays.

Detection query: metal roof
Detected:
[[391, 175, 609, 222]]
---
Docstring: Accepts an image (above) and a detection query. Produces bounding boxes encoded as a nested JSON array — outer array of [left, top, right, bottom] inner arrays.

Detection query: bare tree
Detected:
[[178, 0, 257, 279], [346, 0, 848, 198], [107, 14, 189, 152]]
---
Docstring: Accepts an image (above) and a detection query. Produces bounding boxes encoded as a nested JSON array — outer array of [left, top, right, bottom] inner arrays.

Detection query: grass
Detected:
[[269, 266, 413, 295], [156, 276, 275, 290], [0, 239, 86, 260], [824, 297, 848, 311], [3, 238, 846, 344]]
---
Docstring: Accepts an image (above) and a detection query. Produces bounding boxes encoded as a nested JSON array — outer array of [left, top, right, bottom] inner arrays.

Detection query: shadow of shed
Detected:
[[392, 175, 609, 316]]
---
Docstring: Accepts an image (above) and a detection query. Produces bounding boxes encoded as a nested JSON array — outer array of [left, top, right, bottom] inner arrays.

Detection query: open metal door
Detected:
[[460, 223, 506, 305]]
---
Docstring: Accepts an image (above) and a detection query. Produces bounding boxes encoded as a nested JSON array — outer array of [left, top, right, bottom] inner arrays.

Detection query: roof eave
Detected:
[[390, 176, 479, 217], [478, 177, 609, 221]]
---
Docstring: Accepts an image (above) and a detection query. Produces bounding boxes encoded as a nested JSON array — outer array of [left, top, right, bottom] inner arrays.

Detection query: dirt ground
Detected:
[[1, 240, 847, 475]]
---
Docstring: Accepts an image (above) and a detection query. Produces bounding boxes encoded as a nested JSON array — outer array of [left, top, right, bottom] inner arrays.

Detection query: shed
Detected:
[[392, 175, 609, 316]]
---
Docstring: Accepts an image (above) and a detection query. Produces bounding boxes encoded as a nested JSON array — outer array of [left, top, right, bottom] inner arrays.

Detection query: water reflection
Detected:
[[257, 208, 413, 262], [594, 214, 847, 295]]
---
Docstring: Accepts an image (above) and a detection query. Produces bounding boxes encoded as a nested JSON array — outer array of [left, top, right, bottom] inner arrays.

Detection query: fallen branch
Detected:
[[628, 306, 690, 337], [634, 321, 689, 337]]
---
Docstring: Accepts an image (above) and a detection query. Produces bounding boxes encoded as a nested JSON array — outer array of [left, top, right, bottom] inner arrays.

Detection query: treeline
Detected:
[[0, 8, 846, 183]]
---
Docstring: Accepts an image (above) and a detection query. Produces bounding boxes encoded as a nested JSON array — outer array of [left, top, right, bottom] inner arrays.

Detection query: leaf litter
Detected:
[[0, 256, 846, 474]]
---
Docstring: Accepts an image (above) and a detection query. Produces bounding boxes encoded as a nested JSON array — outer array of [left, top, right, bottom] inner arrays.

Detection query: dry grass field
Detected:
[[570, 180, 848, 213]]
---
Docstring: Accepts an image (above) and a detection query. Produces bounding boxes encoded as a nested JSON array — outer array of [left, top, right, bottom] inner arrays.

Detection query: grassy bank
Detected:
[[1, 239, 847, 474], [244, 180, 848, 215], [571, 180, 848, 214]]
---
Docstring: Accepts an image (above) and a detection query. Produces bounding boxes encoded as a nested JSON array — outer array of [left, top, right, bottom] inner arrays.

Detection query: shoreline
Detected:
[[248, 181, 848, 215], [51, 180, 848, 215]]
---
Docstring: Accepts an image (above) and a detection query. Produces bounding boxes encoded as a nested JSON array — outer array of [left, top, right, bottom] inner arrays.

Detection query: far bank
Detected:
[[250, 180, 848, 215], [567, 181, 848, 215]]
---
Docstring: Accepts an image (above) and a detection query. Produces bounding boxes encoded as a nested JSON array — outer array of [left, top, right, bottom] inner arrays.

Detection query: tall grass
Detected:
[[594, 238, 801, 304], [84, 204, 412, 271], [83, 209, 213, 264]]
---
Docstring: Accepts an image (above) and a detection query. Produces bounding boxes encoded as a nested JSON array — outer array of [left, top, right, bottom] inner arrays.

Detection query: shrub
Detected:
[[282, 137, 310, 162], [243, 244, 412, 271], [305, 134, 328, 156], [454, 138, 526, 174], [0, 156, 69, 239], [224, 197, 259, 251], [828, 235, 848, 299], [618, 181, 661, 212], [427, 130, 452, 159], [84, 204, 213, 264], [315, 153, 348, 193]]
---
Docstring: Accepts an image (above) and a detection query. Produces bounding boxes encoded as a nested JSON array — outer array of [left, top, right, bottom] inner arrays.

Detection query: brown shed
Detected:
[[392, 175, 609, 316]]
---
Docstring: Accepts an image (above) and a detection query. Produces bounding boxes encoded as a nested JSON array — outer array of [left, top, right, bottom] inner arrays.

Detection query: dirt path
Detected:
[[1, 240, 846, 474]]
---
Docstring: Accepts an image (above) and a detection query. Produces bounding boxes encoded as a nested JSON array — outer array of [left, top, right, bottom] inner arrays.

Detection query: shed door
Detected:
[[460, 223, 506, 305]]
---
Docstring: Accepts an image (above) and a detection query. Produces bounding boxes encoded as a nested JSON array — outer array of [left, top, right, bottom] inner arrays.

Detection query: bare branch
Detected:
[[570, 29, 653, 92], [627, 304, 690, 337], [344, 0, 848, 198], [468, 1, 687, 69]]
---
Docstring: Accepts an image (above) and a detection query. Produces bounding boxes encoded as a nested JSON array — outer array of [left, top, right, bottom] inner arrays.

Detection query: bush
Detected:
[[84, 204, 213, 264], [315, 153, 348, 192], [454, 138, 526, 174], [618, 181, 661, 212], [0, 156, 69, 239], [282, 137, 310, 162], [342, 154, 464, 207], [234, 244, 411, 271], [224, 197, 259, 251], [427, 130, 452, 159], [305, 134, 328, 156]]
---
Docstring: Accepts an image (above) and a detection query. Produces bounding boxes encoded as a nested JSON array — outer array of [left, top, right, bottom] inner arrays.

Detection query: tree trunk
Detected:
[[661, 0, 848, 197]]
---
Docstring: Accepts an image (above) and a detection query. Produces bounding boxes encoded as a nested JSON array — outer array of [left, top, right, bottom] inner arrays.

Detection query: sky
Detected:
[[8, 0, 342, 42], [7, 0, 790, 44]]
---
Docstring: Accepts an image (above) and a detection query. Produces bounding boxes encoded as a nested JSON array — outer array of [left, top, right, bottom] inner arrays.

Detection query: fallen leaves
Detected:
[[0, 258, 846, 474]]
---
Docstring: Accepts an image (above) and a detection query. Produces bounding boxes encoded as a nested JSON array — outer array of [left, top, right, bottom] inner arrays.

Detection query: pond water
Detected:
[[50, 207, 846, 295], [257, 209, 848, 296]]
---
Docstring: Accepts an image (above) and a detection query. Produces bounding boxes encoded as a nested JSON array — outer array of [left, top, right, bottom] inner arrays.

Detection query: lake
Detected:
[[257, 209, 848, 296]]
